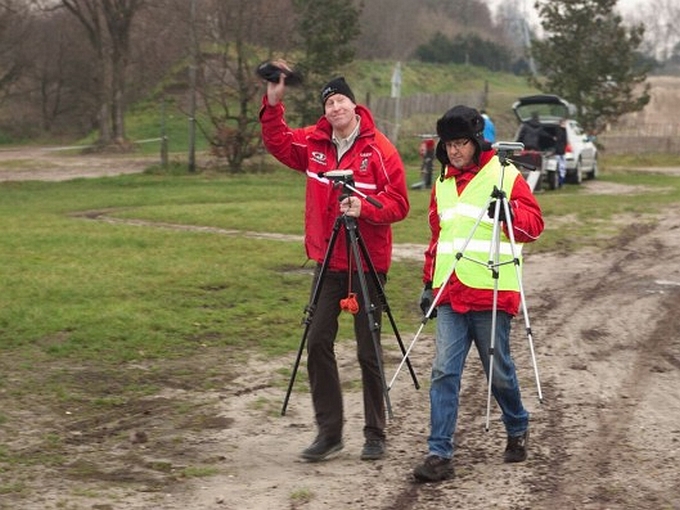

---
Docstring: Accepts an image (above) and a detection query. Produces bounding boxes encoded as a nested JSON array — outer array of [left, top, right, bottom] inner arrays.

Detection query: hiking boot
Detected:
[[360, 439, 386, 461], [300, 436, 343, 462], [504, 429, 529, 463], [413, 455, 454, 482]]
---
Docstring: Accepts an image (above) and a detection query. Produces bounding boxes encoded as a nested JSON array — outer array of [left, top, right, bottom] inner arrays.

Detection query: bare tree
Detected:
[[55, 0, 145, 146], [191, 0, 291, 172], [127, 0, 191, 103], [0, 1, 31, 107], [102, 0, 144, 144], [23, 13, 84, 133]]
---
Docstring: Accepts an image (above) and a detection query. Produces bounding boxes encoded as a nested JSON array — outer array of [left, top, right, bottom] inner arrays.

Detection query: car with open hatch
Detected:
[[512, 94, 598, 188]]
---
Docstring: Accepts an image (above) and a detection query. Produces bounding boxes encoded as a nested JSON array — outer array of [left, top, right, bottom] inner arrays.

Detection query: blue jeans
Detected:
[[557, 155, 566, 185], [427, 306, 529, 459]]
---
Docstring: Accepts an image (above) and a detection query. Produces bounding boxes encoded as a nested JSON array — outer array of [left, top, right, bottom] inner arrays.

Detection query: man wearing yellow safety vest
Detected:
[[412, 105, 544, 483]]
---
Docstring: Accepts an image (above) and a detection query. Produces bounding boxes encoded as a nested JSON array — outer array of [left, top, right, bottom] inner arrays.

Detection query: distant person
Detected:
[[259, 61, 410, 463], [411, 105, 544, 483], [554, 118, 568, 187], [516, 111, 547, 151], [417, 137, 436, 189], [480, 109, 496, 143]]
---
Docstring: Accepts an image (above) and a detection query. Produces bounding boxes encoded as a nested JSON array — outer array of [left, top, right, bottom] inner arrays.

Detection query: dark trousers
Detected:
[[306, 265, 387, 442]]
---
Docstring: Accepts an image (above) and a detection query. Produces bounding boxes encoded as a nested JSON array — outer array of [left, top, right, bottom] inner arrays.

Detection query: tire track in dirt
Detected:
[[523, 216, 680, 510]]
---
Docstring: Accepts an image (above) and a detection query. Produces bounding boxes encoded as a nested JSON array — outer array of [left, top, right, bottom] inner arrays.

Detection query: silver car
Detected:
[[512, 94, 598, 187]]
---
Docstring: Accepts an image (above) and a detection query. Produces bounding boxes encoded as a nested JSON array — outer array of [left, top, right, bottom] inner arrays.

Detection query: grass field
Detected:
[[1, 155, 678, 363]]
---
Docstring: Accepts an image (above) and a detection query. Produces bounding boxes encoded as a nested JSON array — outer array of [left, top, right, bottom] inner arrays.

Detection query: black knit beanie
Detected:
[[320, 77, 356, 107]]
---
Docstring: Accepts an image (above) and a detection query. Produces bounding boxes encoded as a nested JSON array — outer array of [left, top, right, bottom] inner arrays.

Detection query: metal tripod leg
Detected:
[[281, 216, 343, 416], [484, 185, 543, 431], [353, 223, 420, 392], [344, 218, 394, 418]]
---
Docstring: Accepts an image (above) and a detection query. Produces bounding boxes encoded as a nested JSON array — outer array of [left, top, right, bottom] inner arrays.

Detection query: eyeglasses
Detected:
[[444, 139, 470, 150]]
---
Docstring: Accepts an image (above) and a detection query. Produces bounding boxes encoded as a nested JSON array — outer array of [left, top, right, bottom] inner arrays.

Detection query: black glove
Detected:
[[487, 200, 514, 223], [419, 283, 437, 318]]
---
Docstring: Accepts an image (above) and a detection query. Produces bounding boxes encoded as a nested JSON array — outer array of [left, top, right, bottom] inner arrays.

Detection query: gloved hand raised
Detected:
[[419, 283, 437, 318], [487, 200, 514, 224]]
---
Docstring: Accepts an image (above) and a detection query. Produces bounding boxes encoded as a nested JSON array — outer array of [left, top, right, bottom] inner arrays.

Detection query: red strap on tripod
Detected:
[[340, 256, 359, 314]]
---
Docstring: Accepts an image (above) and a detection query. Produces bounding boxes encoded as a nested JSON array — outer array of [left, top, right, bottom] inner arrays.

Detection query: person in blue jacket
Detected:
[[480, 109, 496, 144]]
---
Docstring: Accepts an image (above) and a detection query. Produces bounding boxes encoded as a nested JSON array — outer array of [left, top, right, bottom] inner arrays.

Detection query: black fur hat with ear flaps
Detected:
[[434, 105, 492, 171]]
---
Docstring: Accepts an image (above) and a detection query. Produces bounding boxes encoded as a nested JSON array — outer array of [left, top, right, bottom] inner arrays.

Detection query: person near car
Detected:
[[259, 62, 410, 463], [412, 105, 544, 482], [480, 109, 496, 143], [554, 118, 568, 187], [516, 111, 547, 151]]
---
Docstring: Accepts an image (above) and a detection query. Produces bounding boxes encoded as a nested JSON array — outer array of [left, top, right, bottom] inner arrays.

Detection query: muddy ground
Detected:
[[1, 150, 679, 510]]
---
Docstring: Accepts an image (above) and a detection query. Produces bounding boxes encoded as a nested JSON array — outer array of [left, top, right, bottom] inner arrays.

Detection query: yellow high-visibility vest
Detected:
[[433, 157, 523, 291]]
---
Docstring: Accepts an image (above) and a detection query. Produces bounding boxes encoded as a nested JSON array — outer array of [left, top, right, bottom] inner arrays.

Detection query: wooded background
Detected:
[[0, 0, 678, 156]]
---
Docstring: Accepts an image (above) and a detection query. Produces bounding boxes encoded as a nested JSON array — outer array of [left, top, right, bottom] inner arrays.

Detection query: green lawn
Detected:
[[2, 160, 679, 365]]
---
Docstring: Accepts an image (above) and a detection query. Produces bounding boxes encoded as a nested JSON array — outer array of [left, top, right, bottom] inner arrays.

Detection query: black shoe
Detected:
[[504, 429, 529, 463], [360, 439, 385, 460], [413, 455, 454, 482], [300, 436, 343, 462]]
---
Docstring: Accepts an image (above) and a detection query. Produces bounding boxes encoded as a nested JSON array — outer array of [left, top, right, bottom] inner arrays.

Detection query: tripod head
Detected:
[[492, 141, 537, 171], [492, 141, 524, 165], [319, 170, 383, 209]]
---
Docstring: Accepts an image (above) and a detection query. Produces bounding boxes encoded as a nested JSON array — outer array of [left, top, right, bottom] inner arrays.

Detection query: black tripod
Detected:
[[281, 171, 420, 418], [390, 142, 542, 430]]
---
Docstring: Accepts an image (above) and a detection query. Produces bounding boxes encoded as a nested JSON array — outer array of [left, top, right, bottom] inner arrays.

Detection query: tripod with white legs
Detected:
[[389, 141, 543, 430]]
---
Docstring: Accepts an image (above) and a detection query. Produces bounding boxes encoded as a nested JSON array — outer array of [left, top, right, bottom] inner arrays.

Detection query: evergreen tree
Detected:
[[290, 0, 362, 126], [530, 0, 650, 133]]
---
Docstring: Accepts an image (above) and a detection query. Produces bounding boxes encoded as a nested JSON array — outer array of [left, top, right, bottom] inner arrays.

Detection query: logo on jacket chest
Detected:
[[311, 152, 327, 166], [359, 157, 369, 173]]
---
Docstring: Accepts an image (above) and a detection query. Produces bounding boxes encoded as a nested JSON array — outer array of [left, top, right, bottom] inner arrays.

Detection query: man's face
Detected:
[[324, 94, 356, 132], [444, 138, 475, 169]]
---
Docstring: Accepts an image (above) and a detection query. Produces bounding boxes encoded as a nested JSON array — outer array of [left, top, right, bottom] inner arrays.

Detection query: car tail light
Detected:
[[565, 143, 573, 156]]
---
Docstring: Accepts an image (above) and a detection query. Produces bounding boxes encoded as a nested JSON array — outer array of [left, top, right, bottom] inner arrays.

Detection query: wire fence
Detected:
[[367, 92, 486, 143]]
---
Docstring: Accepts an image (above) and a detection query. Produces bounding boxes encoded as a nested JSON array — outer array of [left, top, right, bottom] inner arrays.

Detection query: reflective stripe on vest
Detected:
[[433, 157, 523, 291]]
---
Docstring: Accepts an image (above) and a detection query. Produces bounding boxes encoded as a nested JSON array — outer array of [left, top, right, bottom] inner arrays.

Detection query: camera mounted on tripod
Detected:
[[491, 141, 537, 171], [320, 170, 383, 209], [320, 169, 355, 186]]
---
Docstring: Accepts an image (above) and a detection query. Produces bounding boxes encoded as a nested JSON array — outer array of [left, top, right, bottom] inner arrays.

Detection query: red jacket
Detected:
[[260, 97, 409, 273], [423, 149, 544, 315]]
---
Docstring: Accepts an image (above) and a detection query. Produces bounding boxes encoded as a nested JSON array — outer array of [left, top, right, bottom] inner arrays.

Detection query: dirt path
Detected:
[[0, 145, 158, 181], [178, 208, 680, 510], [2, 151, 680, 509]]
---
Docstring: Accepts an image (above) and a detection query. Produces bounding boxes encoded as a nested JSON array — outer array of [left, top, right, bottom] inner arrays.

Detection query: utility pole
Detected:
[[390, 62, 402, 144], [188, 0, 197, 172]]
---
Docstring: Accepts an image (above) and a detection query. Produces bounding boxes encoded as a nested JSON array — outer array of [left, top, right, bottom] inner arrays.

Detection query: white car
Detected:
[[512, 94, 598, 187]]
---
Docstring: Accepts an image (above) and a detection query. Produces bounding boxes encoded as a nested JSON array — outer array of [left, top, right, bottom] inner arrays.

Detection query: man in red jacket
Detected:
[[413, 105, 544, 482], [259, 63, 409, 462]]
